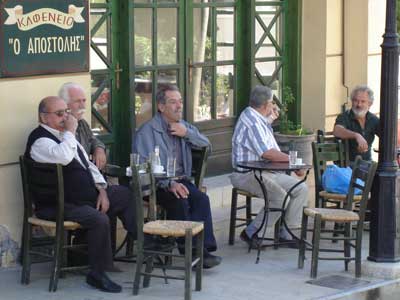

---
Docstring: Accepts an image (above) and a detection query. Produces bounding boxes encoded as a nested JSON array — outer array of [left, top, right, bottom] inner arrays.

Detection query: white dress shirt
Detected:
[[30, 124, 106, 186]]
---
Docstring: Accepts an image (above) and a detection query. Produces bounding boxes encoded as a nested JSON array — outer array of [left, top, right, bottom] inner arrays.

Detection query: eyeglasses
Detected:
[[42, 109, 71, 117]]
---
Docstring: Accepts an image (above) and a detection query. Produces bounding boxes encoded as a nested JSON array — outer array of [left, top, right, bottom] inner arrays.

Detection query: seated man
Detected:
[[133, 84, 221, 269], [58, 82, 107, 170], [333, 85, 380, 161], [230, 85, 308, 248], [25, 96, 137, 293]]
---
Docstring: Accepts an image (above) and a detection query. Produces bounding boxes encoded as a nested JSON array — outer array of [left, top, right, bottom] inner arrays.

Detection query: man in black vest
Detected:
[[25, 96, 136, 293]]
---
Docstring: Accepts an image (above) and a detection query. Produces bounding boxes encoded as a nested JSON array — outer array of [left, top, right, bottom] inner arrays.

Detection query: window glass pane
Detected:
[[216, 65, 234, 119], [214, 0, 236, 3], [193, 8, 212, 63], [158, 69, 178, 88], [134, 9, 152, 66], [134, 0, 153, 3], [216, 8, 234, 61], [255, 61, 281, 98], [135, 72, 153, 128], [90, 8, 109, 70], [157, 9, 177, 65], [91, 73, 111, 134], [255, 6, 282, 59], [192, 67, 212, 122]]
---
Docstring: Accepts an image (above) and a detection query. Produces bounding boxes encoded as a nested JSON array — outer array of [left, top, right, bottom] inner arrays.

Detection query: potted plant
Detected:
[[274, 86, 315, 165]]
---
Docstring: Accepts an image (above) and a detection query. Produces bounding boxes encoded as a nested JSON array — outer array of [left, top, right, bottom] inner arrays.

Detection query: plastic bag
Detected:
[[322, 164, 363, 195]]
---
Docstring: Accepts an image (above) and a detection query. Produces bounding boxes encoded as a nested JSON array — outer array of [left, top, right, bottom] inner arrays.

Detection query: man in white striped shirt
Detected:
[[231, 86, 308, 248]]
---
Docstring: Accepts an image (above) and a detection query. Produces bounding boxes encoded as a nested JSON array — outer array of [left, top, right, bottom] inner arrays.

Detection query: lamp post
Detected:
[[368, 0, 400, 262]]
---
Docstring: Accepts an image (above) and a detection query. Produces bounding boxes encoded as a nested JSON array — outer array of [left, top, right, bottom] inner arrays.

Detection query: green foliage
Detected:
[[397, 0, 400, 34], [279, 86, 312, 135]]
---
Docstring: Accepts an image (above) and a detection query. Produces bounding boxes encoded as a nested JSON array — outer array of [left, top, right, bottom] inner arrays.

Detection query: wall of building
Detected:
[[302, 0, 385, 133], [0, 74, 91, 266]]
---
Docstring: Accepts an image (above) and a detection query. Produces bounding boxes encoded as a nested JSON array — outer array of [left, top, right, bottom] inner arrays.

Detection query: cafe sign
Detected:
[[0, 0, 89, 77]]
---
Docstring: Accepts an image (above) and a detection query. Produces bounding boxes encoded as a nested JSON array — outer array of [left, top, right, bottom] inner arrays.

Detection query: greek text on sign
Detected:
[[4, 5, 85, 31]]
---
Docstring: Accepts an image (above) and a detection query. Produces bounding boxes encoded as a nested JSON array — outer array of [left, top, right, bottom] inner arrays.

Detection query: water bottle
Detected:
[[152, 145, 162, 173]]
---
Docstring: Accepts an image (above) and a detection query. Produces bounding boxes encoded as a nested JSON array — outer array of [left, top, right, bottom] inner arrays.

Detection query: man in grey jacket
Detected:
[[133, 84, 221, 269]]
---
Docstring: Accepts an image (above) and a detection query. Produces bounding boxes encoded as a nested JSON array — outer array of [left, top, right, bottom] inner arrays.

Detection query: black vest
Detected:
[[25, 126, 98, 210]]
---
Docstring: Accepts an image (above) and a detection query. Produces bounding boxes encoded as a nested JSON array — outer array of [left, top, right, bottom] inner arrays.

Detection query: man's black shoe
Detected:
[[278, 237, 299, 249], [203, 252, 222, 269], [240, 230, 267, 250], [86, 272, 122, 293]]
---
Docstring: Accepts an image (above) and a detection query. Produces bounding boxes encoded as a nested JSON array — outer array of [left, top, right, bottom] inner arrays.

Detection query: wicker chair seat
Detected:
[[319, 191, 362, 202], [28, 217, 81, 230], [304, 208, 360, 222], [143, 220, 204, 237]]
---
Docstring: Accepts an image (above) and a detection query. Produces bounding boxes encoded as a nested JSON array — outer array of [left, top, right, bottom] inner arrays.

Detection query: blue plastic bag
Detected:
[[322, 164, 363, 195]]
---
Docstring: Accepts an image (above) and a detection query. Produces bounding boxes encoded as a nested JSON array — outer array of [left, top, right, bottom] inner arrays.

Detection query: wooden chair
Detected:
[[19, 156, 88, 292], [312, 140, 357, 209], [191, 146, 210, 191], [228, 188, 259, 245], [132, 163, 204, 300], [298, 157, 377, 278]]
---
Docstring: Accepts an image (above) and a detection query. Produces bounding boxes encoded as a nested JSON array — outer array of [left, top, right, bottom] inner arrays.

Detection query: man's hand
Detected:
[[294, 169, 305, 177], [93, 147, 107, 170], [96, 188, 110, 213], [65, 114, 78, 135], [169, 182, 190, 199], [169, 122, 187, 137], [355, 133, 368, 153]]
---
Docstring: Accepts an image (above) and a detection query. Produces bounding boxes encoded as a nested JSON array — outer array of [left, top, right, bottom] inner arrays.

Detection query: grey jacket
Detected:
[[133, 113, 210, 187]]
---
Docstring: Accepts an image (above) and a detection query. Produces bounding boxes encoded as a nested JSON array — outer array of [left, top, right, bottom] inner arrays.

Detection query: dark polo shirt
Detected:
[[335, 110, 380, 161]]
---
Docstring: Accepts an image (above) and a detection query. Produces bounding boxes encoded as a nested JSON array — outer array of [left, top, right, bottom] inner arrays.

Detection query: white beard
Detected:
[[352, 107, 368, 118]]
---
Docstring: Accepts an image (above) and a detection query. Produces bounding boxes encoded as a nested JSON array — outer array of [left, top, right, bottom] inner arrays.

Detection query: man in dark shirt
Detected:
[[333, 85, 380, 161]]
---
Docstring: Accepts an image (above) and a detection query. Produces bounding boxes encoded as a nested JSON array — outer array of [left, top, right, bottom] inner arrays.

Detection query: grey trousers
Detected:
[[230, 171, 308, 237]]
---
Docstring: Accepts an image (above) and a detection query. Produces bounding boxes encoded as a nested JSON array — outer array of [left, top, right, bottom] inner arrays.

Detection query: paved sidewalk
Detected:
[[0, 212, 387, 300]]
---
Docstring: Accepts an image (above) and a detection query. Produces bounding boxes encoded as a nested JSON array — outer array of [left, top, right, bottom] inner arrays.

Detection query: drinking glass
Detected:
[[167, 156, 176, 177], [130, 153, 140, 166], [289, 151, 297, 166]]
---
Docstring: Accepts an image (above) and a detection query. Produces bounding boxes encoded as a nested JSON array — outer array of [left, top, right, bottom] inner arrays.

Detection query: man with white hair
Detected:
[[333, 85, 380, 161], [59, 83, 107, 169]]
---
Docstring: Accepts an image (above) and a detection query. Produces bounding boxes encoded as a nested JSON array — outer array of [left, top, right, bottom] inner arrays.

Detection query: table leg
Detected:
[[253, 170, 269, 264], [280, 169, 310, 241]]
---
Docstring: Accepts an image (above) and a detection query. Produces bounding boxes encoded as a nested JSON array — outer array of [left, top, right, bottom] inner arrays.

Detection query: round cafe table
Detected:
[[236, 160, 312, 263]]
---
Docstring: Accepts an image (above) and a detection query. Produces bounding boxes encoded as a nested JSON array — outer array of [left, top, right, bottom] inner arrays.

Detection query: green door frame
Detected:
[[111, 0, 131, 167], [236, 0, 302, 126], [105, 0, 302, 168]]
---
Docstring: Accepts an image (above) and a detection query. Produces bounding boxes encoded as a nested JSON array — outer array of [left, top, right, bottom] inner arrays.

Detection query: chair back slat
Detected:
[[312, 141, 348, 207], [191, 146, 209, 189], [131, 163, 157, 238], [344, 157, 377, 221], [316, 130, 350, 166], [19, 155, 65, 222]]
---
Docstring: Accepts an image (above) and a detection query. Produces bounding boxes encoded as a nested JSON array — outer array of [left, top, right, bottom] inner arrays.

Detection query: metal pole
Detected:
[[368, 0, 400, 262]]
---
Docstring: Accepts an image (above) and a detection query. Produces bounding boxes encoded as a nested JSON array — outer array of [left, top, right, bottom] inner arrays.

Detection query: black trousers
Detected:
[[37, 185, 136, 273], [156, 180, 217, 251]]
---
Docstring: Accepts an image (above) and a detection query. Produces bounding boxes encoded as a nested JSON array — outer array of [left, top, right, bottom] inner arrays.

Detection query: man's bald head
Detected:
[[38, 96, 63, 116], [38, 96, 69, 131]]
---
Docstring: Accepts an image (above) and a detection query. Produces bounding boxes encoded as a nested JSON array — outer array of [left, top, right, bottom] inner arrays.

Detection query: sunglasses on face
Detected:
[[42, 109, 71, 117]]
